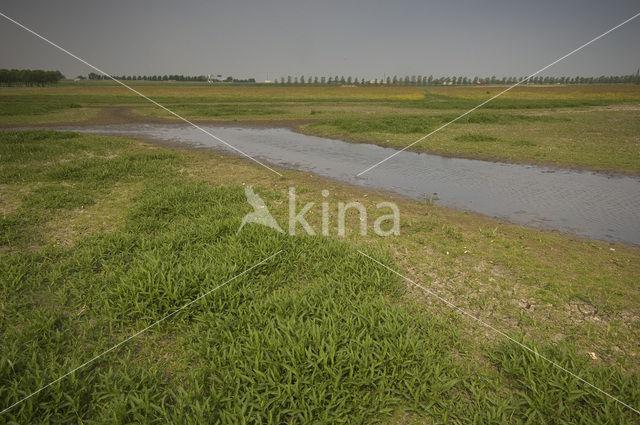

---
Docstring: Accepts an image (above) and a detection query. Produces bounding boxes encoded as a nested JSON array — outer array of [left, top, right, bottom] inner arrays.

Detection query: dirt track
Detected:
[[0, 105, 316, 130]]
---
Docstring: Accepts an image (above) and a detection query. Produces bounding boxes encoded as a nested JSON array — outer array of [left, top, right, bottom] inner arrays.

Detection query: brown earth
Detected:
[[0, 105, 316, 130]]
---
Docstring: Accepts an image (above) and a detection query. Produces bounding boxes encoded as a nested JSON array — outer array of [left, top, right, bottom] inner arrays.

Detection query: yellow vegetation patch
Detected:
[[0, 84, 426, 101], [428, 84, 640, 100]]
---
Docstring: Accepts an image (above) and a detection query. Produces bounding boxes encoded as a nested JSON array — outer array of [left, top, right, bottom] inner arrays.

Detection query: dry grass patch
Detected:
[[45, 182, 142, 247], [0, 183, 32, 216]]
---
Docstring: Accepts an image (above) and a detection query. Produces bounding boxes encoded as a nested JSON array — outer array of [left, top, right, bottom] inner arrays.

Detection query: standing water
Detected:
[[60, 124, 640, 245]]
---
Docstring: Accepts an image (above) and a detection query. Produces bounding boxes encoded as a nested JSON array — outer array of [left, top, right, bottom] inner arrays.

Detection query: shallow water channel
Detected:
[[60, 124, 640, 245]]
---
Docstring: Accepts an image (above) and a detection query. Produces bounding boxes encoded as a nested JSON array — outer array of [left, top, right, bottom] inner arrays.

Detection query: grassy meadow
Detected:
[[1, 82, 639, 423], [2, 83, 640, 173]]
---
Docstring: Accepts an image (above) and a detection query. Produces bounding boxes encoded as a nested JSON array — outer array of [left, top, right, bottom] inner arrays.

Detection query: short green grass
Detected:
[[400, 90, 626, 110], [157, 103, 286, 118], [309, 113, 569, 135], [1, 131, 639, 423], [0, 96, 80, 116]]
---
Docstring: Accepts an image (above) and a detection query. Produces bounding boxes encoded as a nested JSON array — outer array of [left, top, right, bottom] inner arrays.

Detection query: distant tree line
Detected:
[[88, 72, 208, 82], [74, 71, 640, 86], [86, 73, 255, 83], [273, 73, 640, 86], [0, 69, 64, 86]]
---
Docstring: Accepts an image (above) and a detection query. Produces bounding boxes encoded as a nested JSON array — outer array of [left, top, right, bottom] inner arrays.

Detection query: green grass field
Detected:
[[1, 130, 639, 423], [2, 83, 640, 173]]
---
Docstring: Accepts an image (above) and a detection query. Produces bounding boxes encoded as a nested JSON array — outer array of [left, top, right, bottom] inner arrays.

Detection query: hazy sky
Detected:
[[1, 1, 639, 80]]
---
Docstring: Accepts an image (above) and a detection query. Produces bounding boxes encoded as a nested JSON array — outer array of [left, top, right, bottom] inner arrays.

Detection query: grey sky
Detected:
[[1, 0, 639, 80]]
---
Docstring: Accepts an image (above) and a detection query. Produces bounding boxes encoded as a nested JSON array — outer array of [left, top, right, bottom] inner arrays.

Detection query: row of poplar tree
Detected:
[[274, 73, 640, 85], [2, 69, 639, 86]]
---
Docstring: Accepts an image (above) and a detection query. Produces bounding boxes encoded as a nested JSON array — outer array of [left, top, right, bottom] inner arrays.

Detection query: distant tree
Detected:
[[300, 75, 305, 84], [0, 69, 64, 86]]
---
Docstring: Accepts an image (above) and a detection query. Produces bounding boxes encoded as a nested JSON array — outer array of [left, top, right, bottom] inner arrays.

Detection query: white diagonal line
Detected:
[[0, 11, 283, 177], [357, 250, 640, 416], [0, 250, 282, 416], [356, 11, 640, 176]]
